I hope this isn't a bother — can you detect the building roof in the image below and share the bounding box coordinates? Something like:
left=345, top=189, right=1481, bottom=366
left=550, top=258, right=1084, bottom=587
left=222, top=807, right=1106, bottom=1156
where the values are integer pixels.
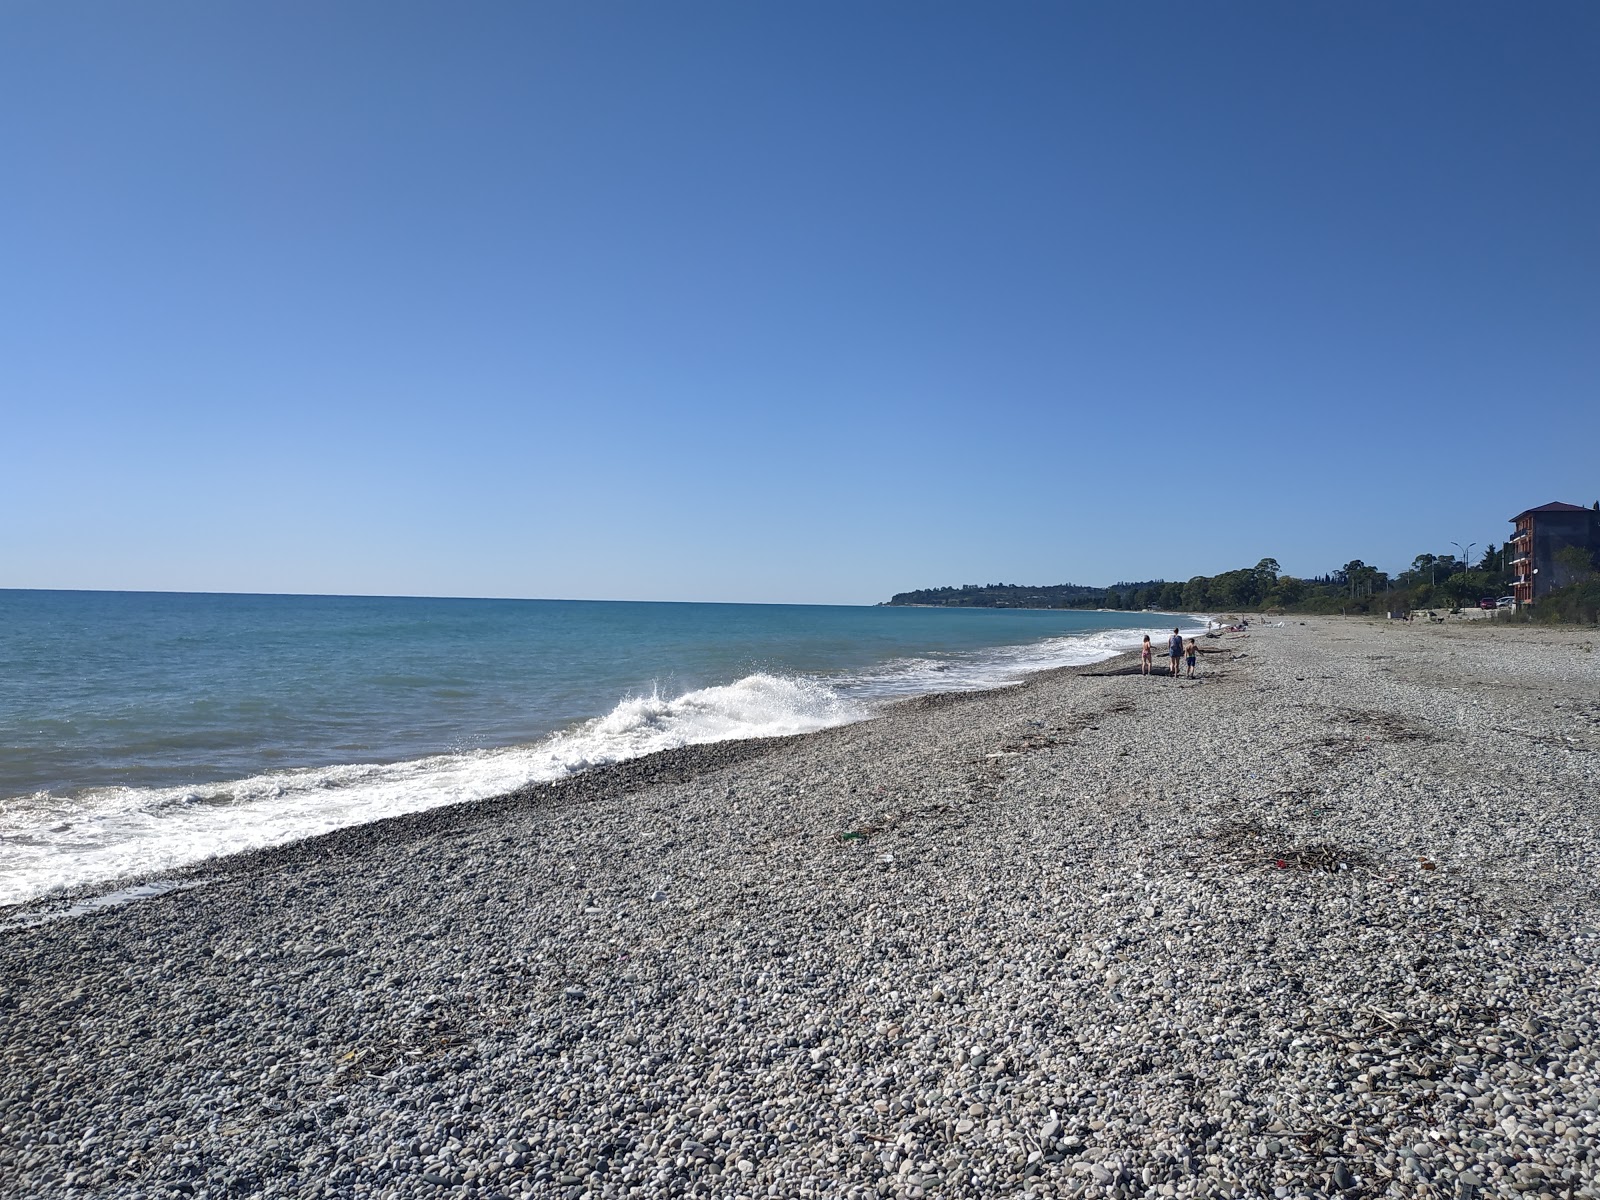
left=1511, top=501, right=1595, bottom=521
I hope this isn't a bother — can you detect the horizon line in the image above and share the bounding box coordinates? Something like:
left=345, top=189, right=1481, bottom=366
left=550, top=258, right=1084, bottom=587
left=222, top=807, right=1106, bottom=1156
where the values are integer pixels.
left=0, top=585, right=893, bottom=608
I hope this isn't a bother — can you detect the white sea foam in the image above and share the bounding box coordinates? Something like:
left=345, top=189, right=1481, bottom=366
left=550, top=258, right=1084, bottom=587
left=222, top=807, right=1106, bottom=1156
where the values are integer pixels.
left=0, top=674, right=863, bottom=906
left=0, top=620, right=1205, bottom=908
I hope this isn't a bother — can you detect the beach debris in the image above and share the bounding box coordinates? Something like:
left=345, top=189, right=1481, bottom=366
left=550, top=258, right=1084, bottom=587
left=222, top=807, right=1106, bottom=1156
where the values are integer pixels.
left=834, top=800, right=958, bottom=846
left=1209, top=817, right=1370, bottom=874
left=1270, top=843, right=1365, bottom=872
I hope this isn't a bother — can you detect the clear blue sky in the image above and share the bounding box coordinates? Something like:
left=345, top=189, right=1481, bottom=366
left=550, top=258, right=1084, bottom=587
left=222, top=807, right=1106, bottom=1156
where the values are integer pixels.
left=4, top=2, right=1596, bottom=603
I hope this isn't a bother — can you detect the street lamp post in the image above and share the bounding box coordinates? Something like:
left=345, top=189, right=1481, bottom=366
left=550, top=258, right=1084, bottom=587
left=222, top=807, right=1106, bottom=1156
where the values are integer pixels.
left=1450, top=541, right=1477, bottom=605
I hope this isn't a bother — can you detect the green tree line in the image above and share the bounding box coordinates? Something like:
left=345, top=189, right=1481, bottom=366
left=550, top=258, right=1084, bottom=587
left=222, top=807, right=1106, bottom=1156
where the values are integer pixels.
left=887, top=542, right=1600, bottom=622
left=1196, top=546, right=1596, bottom=622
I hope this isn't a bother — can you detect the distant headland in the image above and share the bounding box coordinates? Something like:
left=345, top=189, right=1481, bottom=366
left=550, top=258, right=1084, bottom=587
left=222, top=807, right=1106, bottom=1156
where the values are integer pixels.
left=882, top=582, right=1166, bottom=609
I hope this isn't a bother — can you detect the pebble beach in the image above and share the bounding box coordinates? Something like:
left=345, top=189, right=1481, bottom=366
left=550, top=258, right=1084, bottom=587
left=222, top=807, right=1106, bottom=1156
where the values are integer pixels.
left=3, top=617, right=1599, bottom=1200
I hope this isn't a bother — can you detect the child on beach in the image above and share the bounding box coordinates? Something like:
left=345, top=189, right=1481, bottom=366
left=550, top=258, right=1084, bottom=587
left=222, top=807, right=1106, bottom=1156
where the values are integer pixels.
left=1166, top=628, right=1184, bottom=679
left=1141, top=635, right=1153, bottom=674
left=1185, top=638, right=1198, bottom=678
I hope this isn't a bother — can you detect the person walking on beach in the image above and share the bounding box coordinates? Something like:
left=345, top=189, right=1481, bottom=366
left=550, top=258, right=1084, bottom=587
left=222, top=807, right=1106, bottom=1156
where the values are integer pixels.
left=1167, top=628, right=1184, bottom=679
left=1141, top=635, right=1153, bottom=675
left=1185, top=637, right=1198, bottom=679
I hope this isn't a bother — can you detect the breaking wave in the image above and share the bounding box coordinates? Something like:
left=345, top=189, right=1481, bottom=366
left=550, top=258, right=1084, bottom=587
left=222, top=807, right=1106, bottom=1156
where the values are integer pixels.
left=0, top=618, right=1202, bottom=906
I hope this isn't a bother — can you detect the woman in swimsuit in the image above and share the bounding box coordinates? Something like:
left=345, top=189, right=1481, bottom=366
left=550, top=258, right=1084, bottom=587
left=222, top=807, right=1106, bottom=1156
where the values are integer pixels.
left=1141, top=635, right=1153, bottom=675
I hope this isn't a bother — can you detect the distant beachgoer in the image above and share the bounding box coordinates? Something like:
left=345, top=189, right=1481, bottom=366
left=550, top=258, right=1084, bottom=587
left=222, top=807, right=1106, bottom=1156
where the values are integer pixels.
left=1185, top=638, right=1198, bottom=678
left=1141, top=635, right=1153, bottom=675
left=1167, top=628, right=1184, bottom=678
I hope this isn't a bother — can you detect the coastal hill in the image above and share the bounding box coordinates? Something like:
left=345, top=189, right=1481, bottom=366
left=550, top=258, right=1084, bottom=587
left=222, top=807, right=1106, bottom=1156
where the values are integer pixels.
left=884, top=582, right=1166, bottom=608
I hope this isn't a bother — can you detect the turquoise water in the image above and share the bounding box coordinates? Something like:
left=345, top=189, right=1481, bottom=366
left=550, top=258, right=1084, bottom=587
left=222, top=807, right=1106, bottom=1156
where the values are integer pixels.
left=0, top=590, right=1198, bottom=904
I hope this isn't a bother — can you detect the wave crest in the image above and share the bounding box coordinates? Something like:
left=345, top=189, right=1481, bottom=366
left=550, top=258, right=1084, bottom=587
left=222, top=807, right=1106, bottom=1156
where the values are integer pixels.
left=2, top=618, right=1207, bottom=907
left=0, top=673, right=863, bottom=906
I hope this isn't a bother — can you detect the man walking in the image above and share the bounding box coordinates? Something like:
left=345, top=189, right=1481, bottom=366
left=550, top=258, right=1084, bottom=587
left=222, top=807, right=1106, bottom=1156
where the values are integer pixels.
left=1167, top=627, right=1184, bottom=679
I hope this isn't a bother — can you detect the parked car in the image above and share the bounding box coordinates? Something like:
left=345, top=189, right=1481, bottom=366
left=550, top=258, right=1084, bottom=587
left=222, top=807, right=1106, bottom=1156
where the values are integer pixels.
left=1478, top=598, right=1496, bottom=609
left=1496, top=596, right=1516, bottom=608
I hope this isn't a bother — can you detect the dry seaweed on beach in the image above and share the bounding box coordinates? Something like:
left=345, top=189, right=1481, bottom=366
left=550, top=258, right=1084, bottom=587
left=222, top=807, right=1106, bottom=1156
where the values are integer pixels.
left=1306, top=732, right=1373, bottom=761
left=1327, top=705, right=1438, bottom=743
left=1206, top=816, right=1372, bottom=874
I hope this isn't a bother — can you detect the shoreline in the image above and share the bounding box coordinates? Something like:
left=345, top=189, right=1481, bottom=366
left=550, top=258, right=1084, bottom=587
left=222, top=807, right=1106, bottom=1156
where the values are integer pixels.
left=2, top=616, right=1212, bottom=913
left=4, top=617, right=1597, bottom=1199
left=0, top=648, right=1160, bottom=918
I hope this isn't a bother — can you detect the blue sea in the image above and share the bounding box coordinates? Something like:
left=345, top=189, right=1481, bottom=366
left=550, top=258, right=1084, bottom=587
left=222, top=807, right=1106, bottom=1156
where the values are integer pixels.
left=0, top=590, right=1201, bottom=905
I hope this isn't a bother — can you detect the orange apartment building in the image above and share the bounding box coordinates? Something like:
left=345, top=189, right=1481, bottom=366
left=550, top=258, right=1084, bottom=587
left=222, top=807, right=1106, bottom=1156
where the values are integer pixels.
left=1508, top=501, right=1600, bottom=606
